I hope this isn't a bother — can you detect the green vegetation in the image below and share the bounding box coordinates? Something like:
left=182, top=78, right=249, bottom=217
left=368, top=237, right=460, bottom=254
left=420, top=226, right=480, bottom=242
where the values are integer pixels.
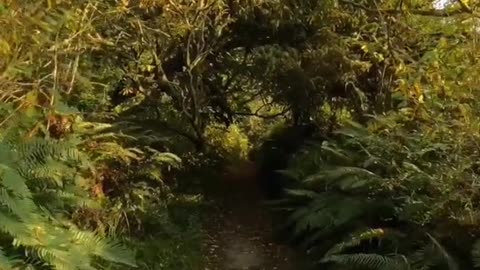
left=2, top=0, right=480, bottom=269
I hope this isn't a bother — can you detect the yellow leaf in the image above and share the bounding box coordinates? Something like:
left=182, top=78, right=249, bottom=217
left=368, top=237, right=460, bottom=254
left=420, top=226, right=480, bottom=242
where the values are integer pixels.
left=418, top=94, right=424, bottom=104
left=0, top=39, right=10, bottom=56
left=361, top=44, right=368, bottom=53
left=23, top=91, right=40, bottom=117
left=413, top=83, right=422, bottom=96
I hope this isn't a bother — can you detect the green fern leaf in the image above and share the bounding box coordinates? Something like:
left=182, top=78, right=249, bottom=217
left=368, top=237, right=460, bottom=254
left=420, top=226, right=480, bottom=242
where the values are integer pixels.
left=0, top=247, right=16, bottom=269
left=304, top=166, right=379, bottom=190
left=322, top=253, right=409, bottom=270
left=333, top=121, right=370, bottom=138
left=284, top=189, right=318, bottom=199
left=326, top=228, right=389, bottom=256
left=0, top=136, right=136, bottom=269
left=286, top=196, right=369, bottom=239
left=0, top=163, right=31, bottom=192
left=472, top=239, right=480, bottom=268
left=411, top=234, right=458, bottom=270
left=321, top=142, right=354, bottom=164
left=152, top=152, right=182, bottom=166
left=70, top=230, right=137, bottom=267
left=0, top=211, right=31, bottom=243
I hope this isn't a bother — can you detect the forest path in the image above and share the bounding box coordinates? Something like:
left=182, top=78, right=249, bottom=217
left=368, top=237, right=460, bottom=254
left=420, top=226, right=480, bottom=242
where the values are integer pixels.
left=202, top=165, right=303, bottom=270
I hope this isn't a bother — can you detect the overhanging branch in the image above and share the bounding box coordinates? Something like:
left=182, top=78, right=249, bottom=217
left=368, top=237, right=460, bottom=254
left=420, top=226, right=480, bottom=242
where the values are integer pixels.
left=233, top=109, right=289, bottom=119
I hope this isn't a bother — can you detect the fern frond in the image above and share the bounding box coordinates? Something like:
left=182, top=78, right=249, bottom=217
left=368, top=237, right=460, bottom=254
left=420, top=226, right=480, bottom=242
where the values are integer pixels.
left=0, top=188, right=35, bottom=220
left=34, top=189, right=99, bottom=210
left=326, top=228, right=389, bottom=256
left=472, top=239, right=480, bottom=267
left=15, top=138, right=81, bottom=163
left=333, top=121, right=370, bottom=138
left=91, top=142, right=143, bottom=163
left=304, top=166, right=379, bottom=191
left=321, top=142, right=354, bottom=165
left=322, top=253, right=410, bottom=270
left=0, top=247, right=16, bottom=270
left=151, top=152, right=182, bottom=166
left=264, top=189, right=316, bottom=214
left=286, top=195, right=369, bottom=239
left=0, top=164, right=32, bottom=198
left=0, top=211, right=31, bottom=244
left=284, top=189, right=318, bottom=199
left=30, top=245, right=87, bottom=270
left=410, top=234, right=458, bottom=270
left=70, top=230, right=137, bottom=267
left=27, top=158, right=73, bottom=186
left=275, top=169, right=301, bottom=182
left=0, top=136, right=136, bottom=269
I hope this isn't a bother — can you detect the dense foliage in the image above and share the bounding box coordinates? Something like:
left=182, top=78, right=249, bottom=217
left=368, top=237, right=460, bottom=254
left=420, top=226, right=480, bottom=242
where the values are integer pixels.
left=2, top=0, right=480, bottom=269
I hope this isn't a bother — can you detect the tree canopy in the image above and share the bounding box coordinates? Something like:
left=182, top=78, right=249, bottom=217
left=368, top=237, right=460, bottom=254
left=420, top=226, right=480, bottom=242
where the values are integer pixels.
left=2, top=0, right=480, bottom=269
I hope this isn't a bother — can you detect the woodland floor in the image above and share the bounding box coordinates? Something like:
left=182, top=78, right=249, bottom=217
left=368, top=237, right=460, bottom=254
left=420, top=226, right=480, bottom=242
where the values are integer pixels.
left=202, top=175, right=305, bottom=270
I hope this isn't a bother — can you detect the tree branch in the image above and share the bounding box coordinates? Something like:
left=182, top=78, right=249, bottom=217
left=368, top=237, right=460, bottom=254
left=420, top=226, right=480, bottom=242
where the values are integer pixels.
left=233, top=109, right=289, bottom=119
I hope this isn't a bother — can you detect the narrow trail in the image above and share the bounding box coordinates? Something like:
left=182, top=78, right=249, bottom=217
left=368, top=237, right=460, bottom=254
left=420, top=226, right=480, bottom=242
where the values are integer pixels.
left=202, top=163, right=303, bottom=270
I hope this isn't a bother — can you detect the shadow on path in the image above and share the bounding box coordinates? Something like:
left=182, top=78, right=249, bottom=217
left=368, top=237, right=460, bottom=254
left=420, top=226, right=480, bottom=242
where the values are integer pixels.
left=202, top=164, right=304, bottom=270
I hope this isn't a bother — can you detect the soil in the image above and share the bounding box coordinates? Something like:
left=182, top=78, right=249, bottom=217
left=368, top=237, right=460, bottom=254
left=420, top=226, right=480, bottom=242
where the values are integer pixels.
left=202, top=171, right=304, bottom=270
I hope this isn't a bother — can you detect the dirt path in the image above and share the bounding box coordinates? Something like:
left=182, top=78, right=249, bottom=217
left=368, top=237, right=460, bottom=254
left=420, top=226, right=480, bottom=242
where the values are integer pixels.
left=202, top=171, right=302, bottom=270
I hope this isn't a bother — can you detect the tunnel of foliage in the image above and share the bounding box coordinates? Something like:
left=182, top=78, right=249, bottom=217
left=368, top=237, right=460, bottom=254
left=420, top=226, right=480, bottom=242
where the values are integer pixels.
left=2, top=0, right=480, bottom=269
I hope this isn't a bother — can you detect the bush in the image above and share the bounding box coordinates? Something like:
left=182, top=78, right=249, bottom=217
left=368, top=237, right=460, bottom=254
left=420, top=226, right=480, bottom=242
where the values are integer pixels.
left=277, top=114, right=480, bottom=268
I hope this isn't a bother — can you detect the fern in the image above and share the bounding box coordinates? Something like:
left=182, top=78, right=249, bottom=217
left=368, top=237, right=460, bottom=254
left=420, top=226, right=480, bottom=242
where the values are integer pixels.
left=472, top=239, right=480, bottom=268
left=333, top=121, right=371, bottom=138
left=0, top=247, right=16, bottom=270
left=69, top=229, right=136, bottom=267
left=285, top=194, right=373, bottom=244
left=323, top=232, right=466, bottom=270
left=409, top=234, right=459, bottom=270
left=321, top=253, right=410, bottom=270
left=284, top=188, right=319, bottom=200
left=320, top=142, right=354, bottom=165
left=304, top=166, right=380, bottom=188
left=279, top=121, right=441, bottom=269
left=325, top=228, right=390, bottom=256
left=0, top=136, right=137, bottom=269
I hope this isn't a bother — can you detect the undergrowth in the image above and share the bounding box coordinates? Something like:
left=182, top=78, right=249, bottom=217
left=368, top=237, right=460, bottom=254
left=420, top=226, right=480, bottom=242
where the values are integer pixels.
left=274, top=114, right=480, bottom=269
